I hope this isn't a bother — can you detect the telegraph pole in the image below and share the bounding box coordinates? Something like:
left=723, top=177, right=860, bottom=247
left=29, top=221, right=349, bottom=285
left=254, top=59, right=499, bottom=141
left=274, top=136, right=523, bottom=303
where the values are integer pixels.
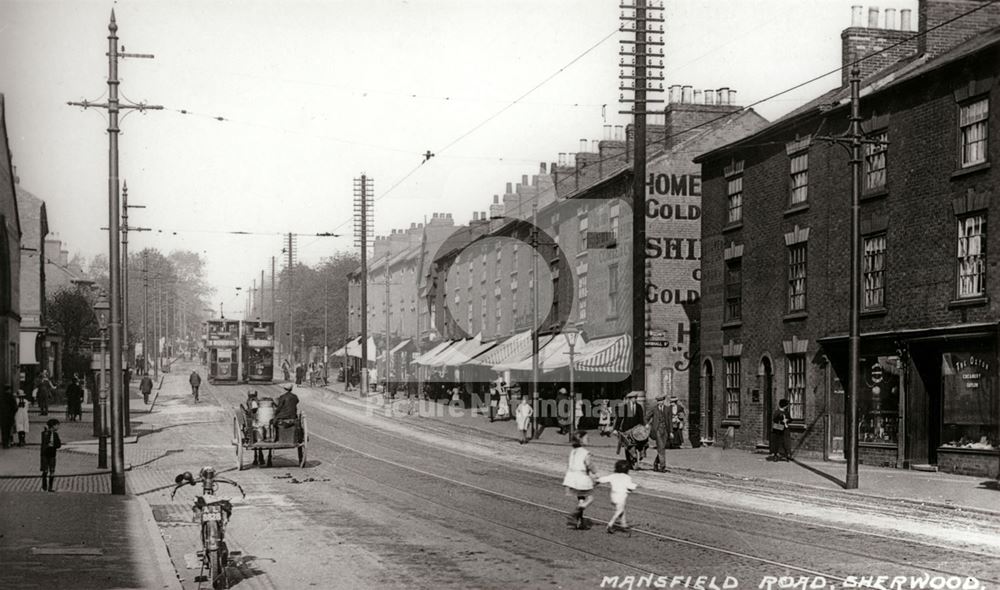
left=354, top=175, right=373, bottom=395
left=271, top=256, right=276, bottom=322
left=384, top=241, right=391, bottom=400
left=816, top=66, right=880, bottom=489
left=620, top=0, right=664, bottom=398
left=287, top=233, right=295, bottom=365
left=121, top=181, right=149, bottom=437
left=143, top=253, right=149, bottom=378
left=67, top=10, right=162, bottom=494
left=531, top=204, right=541, bottom=437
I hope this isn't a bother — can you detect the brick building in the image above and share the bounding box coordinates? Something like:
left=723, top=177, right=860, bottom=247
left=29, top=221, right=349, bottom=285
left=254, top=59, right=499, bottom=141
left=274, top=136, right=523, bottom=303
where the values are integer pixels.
left=421, top=95, right=766, bottom=437
left=14, top=183, right=50, bottom=388
left=1, top=94, right=23, bottom=441
left=696, top=1, right=1000, bottom=475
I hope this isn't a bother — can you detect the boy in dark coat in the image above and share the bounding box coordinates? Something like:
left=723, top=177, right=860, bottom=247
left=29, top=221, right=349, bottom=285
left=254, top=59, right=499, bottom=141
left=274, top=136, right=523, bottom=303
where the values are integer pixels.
left=40, top=418, right=62, bottom=491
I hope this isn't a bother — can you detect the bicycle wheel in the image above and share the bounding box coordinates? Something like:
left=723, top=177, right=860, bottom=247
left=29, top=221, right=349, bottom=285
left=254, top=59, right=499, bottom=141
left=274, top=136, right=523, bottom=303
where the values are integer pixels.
left=207, top=549, right=227, bottom=589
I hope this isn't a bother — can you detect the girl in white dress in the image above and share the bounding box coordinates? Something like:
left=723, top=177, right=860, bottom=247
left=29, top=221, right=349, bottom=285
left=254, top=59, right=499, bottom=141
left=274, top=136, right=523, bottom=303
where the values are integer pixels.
left=515, top=396, right=533, bottom=444
left=561, top=431, right=597, bottom=529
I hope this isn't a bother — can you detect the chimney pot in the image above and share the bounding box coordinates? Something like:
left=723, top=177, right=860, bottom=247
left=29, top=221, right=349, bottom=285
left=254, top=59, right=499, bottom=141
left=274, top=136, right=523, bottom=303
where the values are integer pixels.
left=900, top=8, right=911, bottom=31
left=614, top=125, right=624, bottom=141
left=693, top=89, right=702, bottom=104
left=522, top=174, right=528, bottom=185
left=506, top=182, right=513, bottom=193
left=851, top=5, right=863, bottom=27
left=493, top=194, right=499, bottom=204
left=603, top=124, right=612, bottom=140
left=681, top=85, right=693, bottom=103
left=411, top=222, right=416, bottom=229
left=717, top=87, right=729, bottom=105
left=705, top=89, right=715, bottom=104
left=668, top=84, right=681, bottom=103
left=579, top=139, right=587, bottom=152
left=480, top=211, right=486, bottom=221
left=885, top=8, right=896, bottom=29
left=446, top=213, right=452, bottom=218
left=473, top=212, right=479, bottom=221
left=728, top=89, right=737, bottom=105
left=558, top=153, right=567, bottom=166
left=868, top=7, right=879, bottom=28
left=591, top=140, right=599, bottom=152
left=540, top=162, right=548, bottom=174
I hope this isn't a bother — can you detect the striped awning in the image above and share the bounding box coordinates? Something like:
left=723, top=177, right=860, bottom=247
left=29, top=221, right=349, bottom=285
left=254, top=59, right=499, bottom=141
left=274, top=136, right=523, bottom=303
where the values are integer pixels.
left=575, top=334, right=631, bottom=373
left=428, top=337, right=498, bottom=368
left=491, top=334, right=556, bottom=371
left=469, top=330, right=531, bottom=367
left=412, top=340, right=460, bottom=366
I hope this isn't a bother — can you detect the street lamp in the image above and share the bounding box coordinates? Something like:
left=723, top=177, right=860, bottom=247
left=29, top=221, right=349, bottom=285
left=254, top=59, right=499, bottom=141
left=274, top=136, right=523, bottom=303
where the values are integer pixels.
left=93, top=293, right=110, bottom=469
left=562, top=325, right=579, bottom=441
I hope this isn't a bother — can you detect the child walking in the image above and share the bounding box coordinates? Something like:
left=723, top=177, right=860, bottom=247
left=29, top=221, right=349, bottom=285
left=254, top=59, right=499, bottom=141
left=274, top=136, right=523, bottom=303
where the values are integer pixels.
left=515, top=396, right=533, bottom=444
left=561, top=431, right=597, bottom=529
left=598, top=459, right=639, bottom=534
left=40, top=419, right=62, bottom=492
left=597, top=399, right=614, bottom=437
left=15, top=398, right=29, bottom=447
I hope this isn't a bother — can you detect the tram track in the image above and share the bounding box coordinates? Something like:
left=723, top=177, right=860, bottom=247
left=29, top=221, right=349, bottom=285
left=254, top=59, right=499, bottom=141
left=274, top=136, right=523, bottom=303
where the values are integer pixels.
left=210, top=383, right=1000, bottom=583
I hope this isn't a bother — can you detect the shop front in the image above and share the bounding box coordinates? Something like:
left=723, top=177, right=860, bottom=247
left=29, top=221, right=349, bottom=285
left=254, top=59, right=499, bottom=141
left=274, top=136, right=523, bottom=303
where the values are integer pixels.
left=821, top=324, right=1000, bottom=478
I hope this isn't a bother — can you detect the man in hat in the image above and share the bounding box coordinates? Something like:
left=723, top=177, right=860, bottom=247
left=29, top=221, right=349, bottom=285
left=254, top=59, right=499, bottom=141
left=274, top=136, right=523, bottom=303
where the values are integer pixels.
left=274, top=384, right=299, bottom=421
left=647, top=394, right=671, bottom=472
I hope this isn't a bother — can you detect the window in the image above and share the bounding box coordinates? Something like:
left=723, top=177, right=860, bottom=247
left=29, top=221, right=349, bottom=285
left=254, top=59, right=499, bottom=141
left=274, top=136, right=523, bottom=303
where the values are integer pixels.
left=960, top=98, right=988, bottom=167
left=787, top=244, right=807, bottom=312
left=578, top=273, right=588, bottom=321
left=724, top=358, right=741, bottom=419
left=957, top=214, right=986, bottom=298
left=863, top=234, right=886, bottom=310
left=579, top=215, right=589, bottom=250
left=786, top=355, right=806, bottom=421
left=610, top=204, right=620, bottom=242
left=724, top=259, right=741, bottom=322
left=727, top=176, right=743, bottom=224
left=789, top=152, right=809, bottom=205
left=865, top=131, right=888, bottom=190
left=941, top=350, right=998, bottom=450
left=608, top=263, right=619, bottom=317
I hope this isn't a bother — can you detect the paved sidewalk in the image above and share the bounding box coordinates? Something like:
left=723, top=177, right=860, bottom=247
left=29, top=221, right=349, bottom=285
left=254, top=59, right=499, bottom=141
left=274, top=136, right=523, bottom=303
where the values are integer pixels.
left=0, top=381, right=182, bottom=590
left=324, top=382, right=1000, bottom=516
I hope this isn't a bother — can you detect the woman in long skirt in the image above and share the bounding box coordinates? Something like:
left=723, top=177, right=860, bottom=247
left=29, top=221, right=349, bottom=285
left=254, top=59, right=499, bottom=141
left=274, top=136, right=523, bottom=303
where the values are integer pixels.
left=561, top=431, right=597, bottom=529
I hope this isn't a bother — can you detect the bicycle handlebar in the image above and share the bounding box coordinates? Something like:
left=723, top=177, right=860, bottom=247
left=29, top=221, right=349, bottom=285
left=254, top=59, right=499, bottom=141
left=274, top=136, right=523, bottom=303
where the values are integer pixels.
left=170, top=477, right=246, bottom=499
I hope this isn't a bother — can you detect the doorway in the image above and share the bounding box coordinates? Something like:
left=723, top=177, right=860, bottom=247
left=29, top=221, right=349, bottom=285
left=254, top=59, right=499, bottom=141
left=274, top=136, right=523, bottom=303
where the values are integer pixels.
left=703, top=360, right=714, bottom=441
left=760, top=356, right=773, bottom=446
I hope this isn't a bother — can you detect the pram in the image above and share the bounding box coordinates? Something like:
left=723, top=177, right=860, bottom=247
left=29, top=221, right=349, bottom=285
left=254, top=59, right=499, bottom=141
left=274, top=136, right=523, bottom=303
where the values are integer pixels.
left=616, top=424, right=650, bottom=469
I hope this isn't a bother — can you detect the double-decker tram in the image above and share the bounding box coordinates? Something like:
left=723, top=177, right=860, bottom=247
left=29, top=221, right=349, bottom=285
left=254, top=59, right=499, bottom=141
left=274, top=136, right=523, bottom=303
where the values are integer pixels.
left=206, top=319, right=240, bottom=384
left=241, top=320, right=275, bottom=384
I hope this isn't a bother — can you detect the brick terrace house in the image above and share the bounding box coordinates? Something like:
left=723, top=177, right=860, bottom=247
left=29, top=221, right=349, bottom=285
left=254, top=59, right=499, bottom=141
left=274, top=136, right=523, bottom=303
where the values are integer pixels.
left=15, top=183, right=49, bottom=389
left=696, top=1, right=1000, bottom=476
left=422, top=95, right=766, bottom=442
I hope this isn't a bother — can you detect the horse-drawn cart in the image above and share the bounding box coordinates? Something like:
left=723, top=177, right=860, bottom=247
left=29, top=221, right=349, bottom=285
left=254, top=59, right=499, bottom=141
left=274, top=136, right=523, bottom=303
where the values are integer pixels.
left=232, top=397, right=307, bottom=470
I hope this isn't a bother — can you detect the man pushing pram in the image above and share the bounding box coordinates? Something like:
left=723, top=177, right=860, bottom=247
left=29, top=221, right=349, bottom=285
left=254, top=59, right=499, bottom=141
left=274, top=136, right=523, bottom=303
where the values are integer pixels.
left=613, top=391, right=649, bottom=469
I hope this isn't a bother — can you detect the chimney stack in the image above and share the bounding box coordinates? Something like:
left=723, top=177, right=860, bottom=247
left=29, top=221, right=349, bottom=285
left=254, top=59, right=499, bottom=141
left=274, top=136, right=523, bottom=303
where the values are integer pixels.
left=841, top=4, right=919, bottom=87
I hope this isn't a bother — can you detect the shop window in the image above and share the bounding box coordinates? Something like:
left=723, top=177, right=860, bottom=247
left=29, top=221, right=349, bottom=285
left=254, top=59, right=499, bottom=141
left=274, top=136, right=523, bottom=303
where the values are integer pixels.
left=864, top=131, right=888, bottom=190
left=859, top=356, right=900, bottom=444
left=959, top=97, right=988, bottom=168
left=941, top=351, right=997, bottom=450
left=724, top=259, right=741, bottom=322
left=863, top=234, right=886, bottom=310
left=787, top=243, right=807, bottom=312
left=786, top=355, right=806, bottom=421
left=725, top=357, right=741, bottom=419
left=957, top=214, right=986, bottom=298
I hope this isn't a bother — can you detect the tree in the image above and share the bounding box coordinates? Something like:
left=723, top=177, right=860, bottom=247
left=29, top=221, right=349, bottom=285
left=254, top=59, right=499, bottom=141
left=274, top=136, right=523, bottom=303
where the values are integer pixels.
left=46, top=287, right=100, bottom=380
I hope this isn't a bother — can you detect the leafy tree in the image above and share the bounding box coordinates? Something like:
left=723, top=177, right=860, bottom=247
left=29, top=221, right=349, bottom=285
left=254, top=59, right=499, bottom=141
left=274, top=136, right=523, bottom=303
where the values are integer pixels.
left=46, top=287, right=100, bottom=379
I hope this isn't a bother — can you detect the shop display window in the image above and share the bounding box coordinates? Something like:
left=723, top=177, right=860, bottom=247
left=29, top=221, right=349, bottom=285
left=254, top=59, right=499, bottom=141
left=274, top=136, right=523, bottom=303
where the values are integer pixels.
left=941, top=351, right=998, bottom=450
left=858, top=356, right=899, bottom=444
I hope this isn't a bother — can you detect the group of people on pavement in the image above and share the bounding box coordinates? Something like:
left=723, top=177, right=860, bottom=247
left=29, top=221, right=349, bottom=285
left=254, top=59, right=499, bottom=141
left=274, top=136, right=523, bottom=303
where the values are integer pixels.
left=282, top=360, right=327, bottom=387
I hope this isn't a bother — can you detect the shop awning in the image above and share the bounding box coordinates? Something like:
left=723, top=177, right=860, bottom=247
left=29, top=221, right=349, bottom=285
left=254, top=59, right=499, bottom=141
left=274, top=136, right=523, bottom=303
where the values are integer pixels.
left=492, top=334, right=557, bottom=371
left=19, top=331, right=38, bottom=365
left=575, top=334, right=631, bottom=374
left=506, top=335, right=585, bottom=372
left=412, top=340, right=459, bottom=366
left=331, top=337, right=377, bottom=360
left=433, top=338, right=498, bottom=368
left=390, top=339, right=414, bottom=355
left=469, top=330, right=532, bottom=367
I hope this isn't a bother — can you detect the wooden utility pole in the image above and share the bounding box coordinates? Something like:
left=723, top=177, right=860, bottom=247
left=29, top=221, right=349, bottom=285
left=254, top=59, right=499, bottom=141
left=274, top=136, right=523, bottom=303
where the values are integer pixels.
left=620, top=0, right=664, bottom=397
left=67, top=10, right=161, bottom=495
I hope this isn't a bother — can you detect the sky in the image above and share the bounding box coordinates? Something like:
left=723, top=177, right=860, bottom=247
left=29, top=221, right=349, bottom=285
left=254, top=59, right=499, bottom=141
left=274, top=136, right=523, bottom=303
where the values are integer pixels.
left=0, top=0, right=918, bottom=316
